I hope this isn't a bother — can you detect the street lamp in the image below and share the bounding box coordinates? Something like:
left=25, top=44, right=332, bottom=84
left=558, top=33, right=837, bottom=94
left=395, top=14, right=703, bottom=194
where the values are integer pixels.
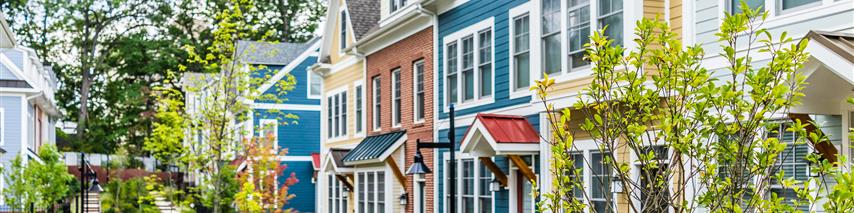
left=407, top=104, right=458, bottom=213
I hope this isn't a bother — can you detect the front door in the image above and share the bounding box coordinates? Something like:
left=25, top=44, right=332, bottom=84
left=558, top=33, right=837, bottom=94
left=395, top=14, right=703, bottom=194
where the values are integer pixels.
left=516, top=171, right=534, bottom=213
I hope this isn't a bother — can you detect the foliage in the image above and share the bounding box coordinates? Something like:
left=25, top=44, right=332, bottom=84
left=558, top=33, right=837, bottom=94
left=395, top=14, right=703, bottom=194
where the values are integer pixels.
left=234, top=134, right=298, bottom=212
left=100, top=177, right=160, bottom=213
left=2, top=144, right=74, bottom=211
left=145, top=77, right=187, bottom=163
left=533, top=1, right=851, bottom=212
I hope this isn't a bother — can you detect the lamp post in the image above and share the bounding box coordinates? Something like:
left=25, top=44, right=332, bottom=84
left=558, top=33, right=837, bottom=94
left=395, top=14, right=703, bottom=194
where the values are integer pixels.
left=407, top=104, right=457, bottom=213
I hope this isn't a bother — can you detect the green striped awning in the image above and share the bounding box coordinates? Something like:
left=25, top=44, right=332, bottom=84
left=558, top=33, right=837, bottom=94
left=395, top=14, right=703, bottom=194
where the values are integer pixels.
left=342, top=131, right=406, bottom=165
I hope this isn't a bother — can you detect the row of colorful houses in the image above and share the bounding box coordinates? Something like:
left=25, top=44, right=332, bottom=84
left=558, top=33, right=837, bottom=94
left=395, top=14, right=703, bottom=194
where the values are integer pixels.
left=198, top=0, right=854, bottom=212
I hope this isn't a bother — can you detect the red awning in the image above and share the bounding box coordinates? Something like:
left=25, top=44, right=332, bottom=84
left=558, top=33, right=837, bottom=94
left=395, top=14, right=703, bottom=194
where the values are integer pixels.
left=461, top=113, right=540, bottom=156
left=311, top=152, right=321, bottom=171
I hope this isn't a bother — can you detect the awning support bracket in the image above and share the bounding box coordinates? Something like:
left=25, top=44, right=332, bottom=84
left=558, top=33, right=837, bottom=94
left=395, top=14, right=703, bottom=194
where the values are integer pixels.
left=479, top=157, right=508, bottom=187
left=509, top=155, right=537, bottom=183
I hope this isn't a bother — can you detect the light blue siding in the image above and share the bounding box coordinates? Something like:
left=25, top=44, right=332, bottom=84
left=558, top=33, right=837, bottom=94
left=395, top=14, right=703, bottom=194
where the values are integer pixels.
left=0, top=96, right=24, bottom=170
left=437, top=0, right=532, bottom=120
left=257, top=56, right=321, bottom=105
left=278, top=160, right=316, bottom=212
left=0, top=63, right=18, bottom=80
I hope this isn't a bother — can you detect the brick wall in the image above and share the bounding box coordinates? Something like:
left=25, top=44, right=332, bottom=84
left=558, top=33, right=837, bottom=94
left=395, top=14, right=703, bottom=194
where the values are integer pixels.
left=365, top=27, right=435, bottom=213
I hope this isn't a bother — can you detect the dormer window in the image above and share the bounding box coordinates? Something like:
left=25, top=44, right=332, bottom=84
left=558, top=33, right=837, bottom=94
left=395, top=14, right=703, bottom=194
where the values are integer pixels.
left=390, top=0, right=407, bottom=14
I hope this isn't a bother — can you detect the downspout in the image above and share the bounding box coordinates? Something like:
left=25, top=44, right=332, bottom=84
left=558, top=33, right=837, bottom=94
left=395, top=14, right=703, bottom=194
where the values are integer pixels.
left=415, top=2, right=440, bottom=213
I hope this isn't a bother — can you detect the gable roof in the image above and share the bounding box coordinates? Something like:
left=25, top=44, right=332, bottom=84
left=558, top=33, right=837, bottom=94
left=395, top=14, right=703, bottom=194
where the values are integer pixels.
left=346, top=0, right=381, bottom=41
left=236, top=38, right=320, bottom=65
left=463, top=114, right=540, bottom=145
left=342, top=131, right=407, bottom=165
left=808, top=31, right=854, bottom=63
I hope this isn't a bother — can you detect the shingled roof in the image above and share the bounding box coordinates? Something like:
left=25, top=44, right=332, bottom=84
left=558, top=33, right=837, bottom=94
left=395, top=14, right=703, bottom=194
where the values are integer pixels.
left=345, top=0, right=381, bottom=40
left=808, top=31, right=854, bottom=63
left=236, top=38, right=320, bottom=65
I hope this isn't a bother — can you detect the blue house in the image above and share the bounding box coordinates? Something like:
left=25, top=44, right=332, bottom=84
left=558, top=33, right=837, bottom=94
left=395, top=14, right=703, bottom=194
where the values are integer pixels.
left=238, top=39, right=324, bottom=212
left=0, top=15, right=62, bottom=207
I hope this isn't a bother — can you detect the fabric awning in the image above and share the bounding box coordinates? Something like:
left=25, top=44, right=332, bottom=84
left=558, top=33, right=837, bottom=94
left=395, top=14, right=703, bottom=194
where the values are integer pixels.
left=461, top=113, right=540, bottom=156
left=342, top=131, right=407, bottom=165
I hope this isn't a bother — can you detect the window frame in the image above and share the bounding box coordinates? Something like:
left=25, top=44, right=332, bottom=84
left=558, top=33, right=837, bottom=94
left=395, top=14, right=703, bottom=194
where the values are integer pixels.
left=355, top=81, right=365, bottom=136
left=509, top=4, right=532, bottom=98
left=477, top=29, right=494, bottom=99
left=412, top=60, right=426, bottom=123
left=356, top=169, right=388, bottom=213
left=340, top=9, right=349, bottom=51
left=0, top=107, right=4, bottom=146
left=391, top=68, right=402, bottom=127
left=259, top=119, right=278, bottom=149
left=442, top=153, right=495, bottom=213
left=308, top=70, right=323, bottom=99
left=442, top=18, right=496, bottom=112
left=328, top=174, right=349, bottom=213
left=326, top=87, right=348, bottom=140
left=567, top=0, right=592, bottom=70
left=373, top=76, right=382, bottom=131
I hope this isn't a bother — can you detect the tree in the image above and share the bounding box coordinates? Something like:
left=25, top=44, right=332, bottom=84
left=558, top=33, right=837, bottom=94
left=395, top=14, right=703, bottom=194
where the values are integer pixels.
left=2, top=144, right=74, bottom=211
left=234, top=133, right=298, bottom=212
left=534, top=2, right=852, bottom=213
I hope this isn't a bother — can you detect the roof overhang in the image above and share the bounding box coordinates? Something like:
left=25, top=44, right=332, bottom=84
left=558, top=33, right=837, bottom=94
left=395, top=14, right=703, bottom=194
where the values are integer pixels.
left=322, top=149, right=355, bottom=173
left=347, top=2, right=433, bottom=55
left=461, top=114, right=540, bottom=157
left=27, top=91, right=62, bottom=117
left=343, top=131, right=408, bottom=166
left=790, top=31, right=854, bottom=114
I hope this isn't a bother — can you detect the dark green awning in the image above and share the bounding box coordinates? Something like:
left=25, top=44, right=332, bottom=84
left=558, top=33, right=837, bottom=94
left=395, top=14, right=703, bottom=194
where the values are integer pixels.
left=342, top=131, right=406, bottom=165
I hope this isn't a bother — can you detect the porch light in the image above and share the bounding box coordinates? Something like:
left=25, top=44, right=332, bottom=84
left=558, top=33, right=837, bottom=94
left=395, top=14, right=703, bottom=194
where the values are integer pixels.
left=611, top=175, right=624, bottom=193
left=490, top=178, right=502, bottom=192
left=342, top=187, right=350, bottom=199
left=399, top=193, right=408, bottom=206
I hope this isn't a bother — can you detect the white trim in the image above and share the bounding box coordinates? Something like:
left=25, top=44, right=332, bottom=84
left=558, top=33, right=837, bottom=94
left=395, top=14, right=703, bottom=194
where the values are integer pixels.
left=326, top=86, right=349, bottom=141
left=441, top=152, right=497, bottom=213
left=412, top=60, right=426, bottom=124
left=0, top=107, right=4, bottom=146
left=256, top=41, right=321, bottom=94
left=329, top=57, right=361, bottom=74
left=372, top=76, right=383, bottom=132
left=339, top=6, right=350, bottom=55
left=252, top=103, right=321, bottom=111
left=354, top=80, right=366, bottom=137
left=276, top=155, right=314, bottom=161
left=776, top=0, right=823, bottom=15
left=0, top=53, right=37, bottom=88
left=308, top=67, right=323, bottom=99
left=392, top=68, right=402, bottom=128
left=442, top=17, right=496, bottom=113
left=343, top=134, right=407, bottom=165
left=508, top=3, right=534, bottom=99
left=460, top=118, right=540, bottom=156
left=259, top=119, right=278, bottom=150
left=354, top=169, right=391, bottom=213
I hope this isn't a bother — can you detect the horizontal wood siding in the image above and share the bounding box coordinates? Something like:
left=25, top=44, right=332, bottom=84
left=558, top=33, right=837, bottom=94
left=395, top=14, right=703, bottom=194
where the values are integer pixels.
left=258, top=55, right=322, bottom=105
left=280, top=161, right=317, bottom=212
left=254, top=109, right=321, bottom=156
left=437, top=0, right=532, bottom=120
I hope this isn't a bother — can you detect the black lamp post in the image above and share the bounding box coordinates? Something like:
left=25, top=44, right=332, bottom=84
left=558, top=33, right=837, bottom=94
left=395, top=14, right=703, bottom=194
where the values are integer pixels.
left=407, top=104, right=457, bottom=213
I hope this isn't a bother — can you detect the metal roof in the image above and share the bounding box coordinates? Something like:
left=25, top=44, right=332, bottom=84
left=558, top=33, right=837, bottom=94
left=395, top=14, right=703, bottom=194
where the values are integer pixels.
left=808, top=31, right=854, bottom=63
left=463, top=113, right=540, bottom=146
left=342, top=131, right=406, bottom=163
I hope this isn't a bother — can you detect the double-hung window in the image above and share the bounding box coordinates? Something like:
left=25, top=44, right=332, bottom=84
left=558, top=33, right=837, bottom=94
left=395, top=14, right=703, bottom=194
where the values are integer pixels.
left=444, top=20, right=494, bottom=108
left=356, top=84, right=364, bottom=133
left=358, top=171, right=386, bottom=213
left=598, top=0, right=623, bottom=47
left=542, top=0, right=562, bottom=75
left=413, top=61, right=425, bottom=122
left=591, top=152, right=613, bottom=213
left=730, top=0, right=765, bottom=14
left=309, top=71, right=323, bottom=98
left=390, top=0, right=407, bottom=14
left=568, top=0, right=591, bottom=69
left=328, top=175, right=348, bottom=213
left=447, top=157, right=493, bottom=213
left=512, top=14, right=531, bottom=92
left=373, top=77, right=382, bottom=131
left=768, top=122, right=810, bottom=211
left=478, top=30, right=492, bottom=97
left=327, top=91, right=347, bottom=139
left=778, top=0, right=820, bottom=13
left=259, top=119, right=278, bottom=141
left=392, top=68, right=402, bottom=127
left=340, top=10, right=348, bottom=50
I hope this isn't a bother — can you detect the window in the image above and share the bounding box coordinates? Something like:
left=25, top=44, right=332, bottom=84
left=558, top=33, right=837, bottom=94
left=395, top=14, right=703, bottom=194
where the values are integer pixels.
left=259, top=119, right=278, bottom=141
left=328, top=175, right=348, bottom=213
left=390, top=0, right=407, bottom=13
left=730, top=0, right=765, bottom=14
left=598, top=0, right=623, bottom=47
left=462, top=36, right=475, bottom=101
left=340, top=11, right=348, bottom=50
left=446, top=42, right=458, bottom=105
left=310, top=71, right=323, bottom=98
left=568, top=0, right=591, bottom=69
left=638, top=146, right=669, bottom=213
left=358, top=171, right=386, bottom=213
left=778, top=0, right=820, bottom=12
left=591, top=152, right=613, bottom=213
left=478, top=30, right=492, bottom=97
left=373, top=76, right=382, bottom=131
left=0, top=108, right=4, bottom=146
left=444, top=20, right=494, bottom=107
left=356, top=84, right=364, bottom=133
left=413, top=61, right=425, bottom=122
left=512, top=14, right=531, bottom=92
left=542, top=0, right=562, bottom=75
left=392, top=68, right=401, bottom=127
left=769, top=122, right=810, bottom=182
left=446, top=157, right=492, bottom=213
left=570, top=152, right=585, bottom=200
left=327, top=91, right=347, bottom=138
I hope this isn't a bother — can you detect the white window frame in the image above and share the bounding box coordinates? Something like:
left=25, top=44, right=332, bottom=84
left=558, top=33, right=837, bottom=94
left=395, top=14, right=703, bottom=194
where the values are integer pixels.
left=373, top=76, right=382, bottom=131
left=326, top=86, right=348, bottom=141
left=355, top=81, right=365, bottom=137
left=0, top=107, right=4, bottom=146
left=259, top=119, right=278, bottom=150
left=340, top=9, right=349, bottom=51
left=328, top=174, right=349, bottom=213
left=308, top=70, right=323, bottom=99
left=392, top=68, right=402, bottom=127
left=442, top=17, right=496, bottom=113
left=508, top=154, right=539, bottom=213
left=412, top=60, right=426, bottom=123
left=509, top=3, right=534, bottom=99
left=356, top=169, right=389, bottom=213
left=442, top=152, right=495, bottom=213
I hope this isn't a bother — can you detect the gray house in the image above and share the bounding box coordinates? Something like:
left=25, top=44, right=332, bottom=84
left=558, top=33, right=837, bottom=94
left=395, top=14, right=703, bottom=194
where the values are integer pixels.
left=0, top=14, right=61, bottom=206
